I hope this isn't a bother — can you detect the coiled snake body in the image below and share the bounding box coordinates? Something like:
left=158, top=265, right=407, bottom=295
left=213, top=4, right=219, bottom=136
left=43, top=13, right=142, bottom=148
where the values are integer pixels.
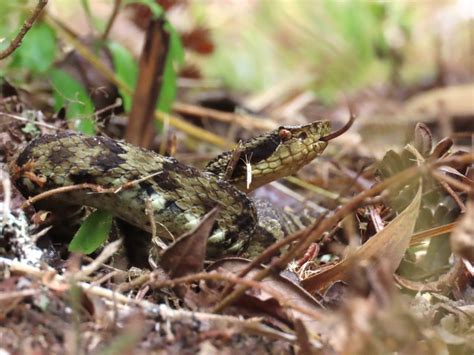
left=10, top=121, right=330, bottom=257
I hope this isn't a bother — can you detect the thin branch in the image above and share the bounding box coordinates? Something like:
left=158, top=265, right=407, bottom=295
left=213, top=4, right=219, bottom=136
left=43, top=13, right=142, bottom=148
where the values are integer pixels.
left=22, top=183, right=109, bottom=208
left=0, top=0, right=48, bottom=60
left=410, top=222, right=457, bottom=246
left=433, top=173, right=466, bottom=212
left=102, top=0, right=122, bottom=40
left=72, top=239, right=123, bottom=281
left=0, top=111, right=60, bottom=130
left=0, top=257, right=296, bottom=344
left=1, top=170, right=11, bottom=224
left=21, top=171, right=164, bottom=208
left=148, top=271, right=324, bottom=320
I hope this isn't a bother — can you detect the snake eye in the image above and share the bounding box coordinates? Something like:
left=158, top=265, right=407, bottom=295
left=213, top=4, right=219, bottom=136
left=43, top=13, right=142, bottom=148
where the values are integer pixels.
left=278, top=128, right=292, bottom=141
left=299, top=132, right=308, bottom=140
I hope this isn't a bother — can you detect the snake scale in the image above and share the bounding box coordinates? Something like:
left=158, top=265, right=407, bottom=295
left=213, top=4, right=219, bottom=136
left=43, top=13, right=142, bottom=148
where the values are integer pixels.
left=9, top=121, right=330, bottom=258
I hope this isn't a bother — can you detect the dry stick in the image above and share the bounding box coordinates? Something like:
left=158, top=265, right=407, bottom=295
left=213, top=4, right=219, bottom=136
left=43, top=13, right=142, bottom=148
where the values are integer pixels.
left=1, top=171, right=11, bottom=224
left=73, top=239, right=123, bottom=281
left=431, top=169, right=472, bottom=193
left=44, top=15, right=229, bottom=148
left=0, top=257, right=295, bottom=343
left=0, top=0, right=48, bottom=60
left=432, top=173, right=466, bottom=212
left=94, top=98, right=123, bottom=118
left=218, top=216, right=331, bottom=299
left=212, top=153, right=474, bottom=313
left=22, top=171, right=164, bottom=208
left=410, top=222, right=457, bottom=246
left=125, top=18, right=169, bottom=147
left=0, top=111, right=60, bottom=130
left=22, top=183, right=109, bottom=208
left=172, top=101, right=276, bottom=131
left=223, top=141, right=244, bottom=181
left=149, top=271, right=323, bottom=320
left=240, top=214, right=329, bottom=278
left=116, top=271, right=151, bottom=293
left=101, top=0, right=121, bottom=40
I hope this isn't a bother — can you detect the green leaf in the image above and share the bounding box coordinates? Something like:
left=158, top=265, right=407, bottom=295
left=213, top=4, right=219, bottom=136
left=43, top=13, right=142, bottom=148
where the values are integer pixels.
left=50, top=69, right=95, bottom=134
left=9, top=22, right=57, bottom=73
left=157, top=21, right=184, bottom=113
left=107, top=41, right=138, bottom=112
left=123, top=0, right=163, bottom=18
left=166, top=22, right=185, bottom=65
left=68, top=210, right=113, bottom=254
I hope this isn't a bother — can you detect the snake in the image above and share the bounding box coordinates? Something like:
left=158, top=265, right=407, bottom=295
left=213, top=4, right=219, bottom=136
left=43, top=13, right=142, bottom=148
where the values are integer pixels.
left=9, top=121, right=331, bottom=258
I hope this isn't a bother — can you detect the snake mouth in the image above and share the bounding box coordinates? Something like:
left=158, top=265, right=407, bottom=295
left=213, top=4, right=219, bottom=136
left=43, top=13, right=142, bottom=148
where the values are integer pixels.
left=320, top=110, right=356, bottom=142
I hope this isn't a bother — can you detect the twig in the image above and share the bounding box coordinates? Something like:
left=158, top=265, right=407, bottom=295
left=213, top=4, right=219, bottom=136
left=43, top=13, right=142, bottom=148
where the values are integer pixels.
left=94, top=98, right=123, bottom=117
left=125, top=18, right=169, bottom=147
left=113, top=171, right=163, bottom=193
left=410, top=222, right=457, bottom=246
left=117, top=271, right=152, bottom=292
left=172, top=101, right=276, bottom=131
left=21, top=171, right=163, bottom=207
left=0, top=289, right=40, bottom=301
left=21, top=170, right=166, bottom=206
left=0, top=257, right=296, bottom=343
left=432, top=173, right=466, bottom=212
left=145, top=199, right=159, bottom=243
left=431, top=169, right=472, bottom=193
left=1, top=170, right=11, bottom=224
left=22, top=183, right=110, bottom=208
left=285, top=176, right=344, bottom=202
left=212, top=153, right=474, bottom=313
left=223, top=141, right=243, bottom=181
left=72, top=239, right=123, bottom=281
left=149, top=271, right=323, bottom=320
left=0, top=111, right=60, bottom=130
left=0, top=0, right=48, bottom=60
left=102, top=0, right=121, bottom=40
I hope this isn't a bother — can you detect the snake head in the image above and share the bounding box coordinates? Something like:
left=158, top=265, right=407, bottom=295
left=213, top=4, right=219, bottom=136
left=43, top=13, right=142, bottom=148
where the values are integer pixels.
left=206, top=120, right=331, bottom=192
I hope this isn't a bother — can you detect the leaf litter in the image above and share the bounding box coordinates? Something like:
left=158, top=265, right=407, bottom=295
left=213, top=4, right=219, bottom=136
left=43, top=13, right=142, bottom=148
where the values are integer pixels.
left=0, top=2, right=473, bottom=353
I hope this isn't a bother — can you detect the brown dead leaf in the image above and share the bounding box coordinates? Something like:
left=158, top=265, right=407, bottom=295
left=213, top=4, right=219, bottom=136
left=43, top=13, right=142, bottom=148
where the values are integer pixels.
left=161, top=207, right=220, bottom=278
left=209, top=258, right=324, bottom=331
left=302, top=184, right=422, bottom=293
left=414, top=123, right=432, bottom=157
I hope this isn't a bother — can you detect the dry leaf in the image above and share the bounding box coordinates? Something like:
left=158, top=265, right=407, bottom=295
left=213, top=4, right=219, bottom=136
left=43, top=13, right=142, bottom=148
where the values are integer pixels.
left=414, top=123, right=432, bottom=157
left=161, top=207, right=220, bottom=278
left=209, top=258, right=324, bottom=330
left=302, top=184, right=422, bottom=293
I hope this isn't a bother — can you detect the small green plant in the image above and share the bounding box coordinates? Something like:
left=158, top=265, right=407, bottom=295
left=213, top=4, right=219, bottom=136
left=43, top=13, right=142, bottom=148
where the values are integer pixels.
left=2, top=1, right=183, bottom=137
left=68, top=209, right=113, bottom=254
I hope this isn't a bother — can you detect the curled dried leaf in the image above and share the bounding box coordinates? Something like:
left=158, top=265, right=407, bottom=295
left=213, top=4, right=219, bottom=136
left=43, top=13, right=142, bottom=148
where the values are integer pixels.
left=414, top=122, right=432, bottom=157
left=430, top=137, right=454, bottom=159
